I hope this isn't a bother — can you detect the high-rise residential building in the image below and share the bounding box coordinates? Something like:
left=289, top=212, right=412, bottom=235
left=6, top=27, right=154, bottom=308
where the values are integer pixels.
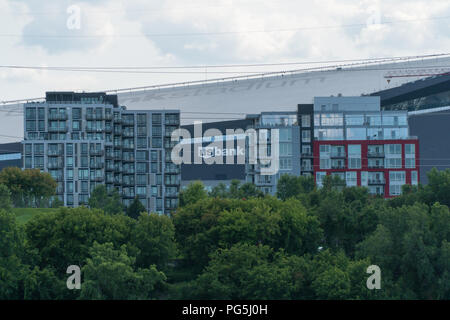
left=245, top=112, right=301, bottom=195
left=298, top=96, right=419, bottom=197
left=22, top=92, right=180, bottom=214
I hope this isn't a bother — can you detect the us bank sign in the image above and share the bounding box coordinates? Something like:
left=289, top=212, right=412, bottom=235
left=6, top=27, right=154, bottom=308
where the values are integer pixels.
left=171, top=121, right=280, bottom=175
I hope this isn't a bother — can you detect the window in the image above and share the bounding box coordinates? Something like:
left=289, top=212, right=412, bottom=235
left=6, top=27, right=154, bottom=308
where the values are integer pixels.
left=302, top=145, right=311, bottom=155
left=386, top=144, right=402, bottom=155
left=38, top=120, right=45, bottom=131
left=137, top=137, right=147, bottom=149
left=26, top=120, right=36, bottom=132
left=346, top=128, right=366, bottom=140
left=280, top=143, right=292, bottom=156
left=405, top=158, right=416, bottom=169
left=66, top=156, right=73, bottom=168
left=320, top=158, right=331, bottom=169
left=67, top=181, right=73, bottom=193
left=411, top=171, right=418, bottom=185
left=361, top=171, right=368, bottom=186
left=137, top=175, right=147, bottom=185
left=26, top=108, right=36, bottom=119
left=137, top=187, right=147, bottom=196
left=152, top=137, right=162, bottom=148
left=72, top=108, right=81, bottom=119
left=137, top=162, right=147, bottom=174
left=279, top=128, right=292, bottom=142
left=152, top=113, right=162, bottom=125
left=301, top=115, right=310, bottom=127
left=389, top=171, right=406, bottom=196
left=152, top=126, right=162, bottom=136
left=316, top=172, right=327, bottom=187
left=348, top=144, right=361, bottom=169
left=346, top=172, right=357, bottom=187
left=386, top=158, right=402, bottom=169
left=280, top=158, right=292, bottom=170
left=136, top=151, right=147, bottom=161
left=302, top=130, right=311, bottom=142
left=405, top=144, right=415, bottom=155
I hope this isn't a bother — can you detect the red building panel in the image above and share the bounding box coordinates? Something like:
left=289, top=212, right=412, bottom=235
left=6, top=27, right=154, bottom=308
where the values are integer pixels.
left=313, top=139, right=419, bottom=198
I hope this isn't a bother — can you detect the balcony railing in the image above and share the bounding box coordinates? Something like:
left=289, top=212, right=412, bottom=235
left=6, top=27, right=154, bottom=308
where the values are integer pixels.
left=90, top=150, right=104, bottom=156
left=86, top=114, right=104, bottom=120
left=48, top=114, right=68, bottom=120
left=301, top=166, right=313, bottom=171
left=368, top=179, right=386, bottom=185
left=367, top=151, right=385, bottom=158
left=48, top=161, right=64, bottom=169
left=330, top=152, right=346, bottom=158
left=47, top=149, right=64, bottom=156
left=90, top=162, right=105, bottom=169
left=368, top=164, right=385, bottom=169
left=331, top=164, right=346, bottom=169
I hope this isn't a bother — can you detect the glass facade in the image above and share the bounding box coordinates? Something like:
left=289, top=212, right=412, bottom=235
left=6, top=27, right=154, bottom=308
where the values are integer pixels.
left=23, top=93, right=180, bottom=214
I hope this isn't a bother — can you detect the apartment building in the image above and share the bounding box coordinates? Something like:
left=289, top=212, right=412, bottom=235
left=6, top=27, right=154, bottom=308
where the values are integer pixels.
left=22, top=92, right=180, bottom=214
left=245, top=112, right=301, bottom=195
left=299, top=96, right=419, bottom=197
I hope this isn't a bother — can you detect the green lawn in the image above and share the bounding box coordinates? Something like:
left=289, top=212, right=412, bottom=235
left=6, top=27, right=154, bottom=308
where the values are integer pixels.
left=12, top=208, right=59, bottom=225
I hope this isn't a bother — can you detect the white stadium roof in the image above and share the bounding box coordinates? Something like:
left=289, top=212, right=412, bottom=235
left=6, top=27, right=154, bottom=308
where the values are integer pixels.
left=1, top=54, right=450, bottom=142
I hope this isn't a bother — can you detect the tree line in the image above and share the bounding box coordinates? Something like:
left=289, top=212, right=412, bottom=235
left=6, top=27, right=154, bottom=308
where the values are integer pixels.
left=0, top=168, right=449, bottom=299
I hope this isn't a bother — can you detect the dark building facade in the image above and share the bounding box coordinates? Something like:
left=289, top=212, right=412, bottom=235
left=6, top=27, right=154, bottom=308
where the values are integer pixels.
left=0, top=142, right=22, bottom=172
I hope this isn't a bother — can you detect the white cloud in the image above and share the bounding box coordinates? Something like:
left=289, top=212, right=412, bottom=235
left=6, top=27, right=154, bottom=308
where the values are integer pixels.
left=0, top=0, right=450, bottom=142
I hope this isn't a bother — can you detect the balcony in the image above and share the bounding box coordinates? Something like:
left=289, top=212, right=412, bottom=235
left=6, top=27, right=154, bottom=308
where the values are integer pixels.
left=105, top=113, right=113, bottom=120
left=164, top=167, right=180, bottom=174
left=301, top=152, right=313, bottom=158
left=122, top=143, right=135, bottom=150
left=86, top=114, right=104, bottom=121
left=47, top=149, right=64, bottom=156
left=330, top=152, right=346, bottom=158
left=48, top=114, right=68, bottom=120
left=331, top=164, right=346, bottom=169
left=368, top=179, right=386, bottom=185
left=90, top=150, right=104, bottom=156
left=48, top=126, right=68, bottom=132
left=123, top=131, right=135, bottom=137
left=90, top=162, right=105, bottom=169
left=86, top=127, right=104, bottom=133
left=48, top=161, right=64, bottom=169
left=301, top=166, right=313, bottom=171
left=367, top=151, right=385, bottom=158
left=122, top=119, right=135, bottom=126
left=165, top=118, right=180, bottom=126
left=122, top=156, right=135, bottom=162
left=368, top=164, right=385, bottom=169
left=90, top=176, right=104, bottom=182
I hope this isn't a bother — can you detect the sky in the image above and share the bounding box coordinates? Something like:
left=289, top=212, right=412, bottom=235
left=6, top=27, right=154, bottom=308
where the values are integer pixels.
left=0, top=0, right=449, bottom=142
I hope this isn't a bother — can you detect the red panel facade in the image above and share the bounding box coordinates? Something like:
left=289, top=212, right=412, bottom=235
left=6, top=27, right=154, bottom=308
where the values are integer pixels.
left=313, top=139, right=420, bottom=198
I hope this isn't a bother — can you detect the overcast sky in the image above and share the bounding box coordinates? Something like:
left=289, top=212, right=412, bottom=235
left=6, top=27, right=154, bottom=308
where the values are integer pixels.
left=0, top=0, right=449, bottom=142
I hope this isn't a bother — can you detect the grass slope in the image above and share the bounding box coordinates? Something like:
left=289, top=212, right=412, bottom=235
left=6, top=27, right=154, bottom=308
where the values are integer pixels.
left=12, top=207, right=58, bottom=225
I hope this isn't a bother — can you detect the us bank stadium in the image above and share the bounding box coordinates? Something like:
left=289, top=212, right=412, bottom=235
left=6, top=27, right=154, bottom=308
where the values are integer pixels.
left=1, top=54, right=450, bottom=195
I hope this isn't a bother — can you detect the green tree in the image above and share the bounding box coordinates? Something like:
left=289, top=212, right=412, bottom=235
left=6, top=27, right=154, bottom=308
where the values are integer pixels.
left=80, top=242, right=166, bottom=300
left=179, top=181, right=208, bottom=207
left=132, top=213, right=177, bottom=269
left=88, top=185, right=124, bottom=215
left=25, top=207, right=135, bottom=273
left=0, top=184, right=12, bottom=211
left=0, top=167, right=56, bottom=207
left=276, top=174, right=315, bottom=200
left=193, top=244, right=296, bottom=299
left=126, top=197, right=147, bottom=219
left=0, top=209, right=26, bottom=299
